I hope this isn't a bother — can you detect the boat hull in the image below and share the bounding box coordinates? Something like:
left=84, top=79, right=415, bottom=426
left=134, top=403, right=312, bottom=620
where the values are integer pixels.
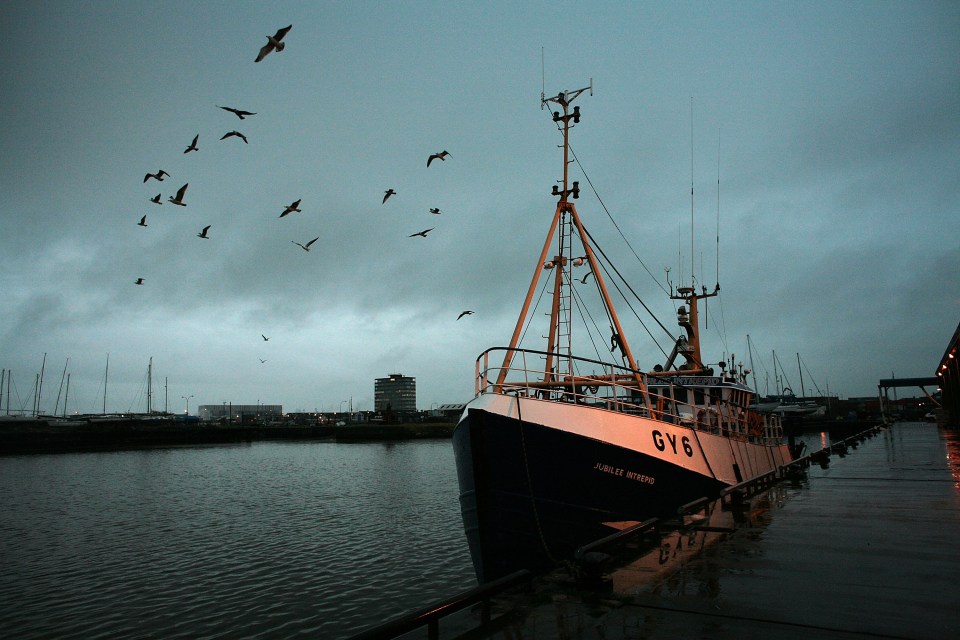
left=453, top=393, right=791, bottom=582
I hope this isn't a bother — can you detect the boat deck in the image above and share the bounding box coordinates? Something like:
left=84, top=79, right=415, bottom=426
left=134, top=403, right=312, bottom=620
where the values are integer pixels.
left=356, top=421, right=960, bottom=639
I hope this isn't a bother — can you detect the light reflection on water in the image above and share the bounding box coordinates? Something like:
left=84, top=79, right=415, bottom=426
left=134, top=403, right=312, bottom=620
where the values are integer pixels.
left=0, top=440, right=476, bottom=639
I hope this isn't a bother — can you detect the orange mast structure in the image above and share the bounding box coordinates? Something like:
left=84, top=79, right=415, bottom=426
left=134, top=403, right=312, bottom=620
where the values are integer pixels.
left=496, top=84, right=644, bottom=392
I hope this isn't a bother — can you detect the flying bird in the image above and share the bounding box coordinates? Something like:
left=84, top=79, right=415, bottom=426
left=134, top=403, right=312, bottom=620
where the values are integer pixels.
left=168, top=183, right=189, bottom=206
left=579, top=271, right=593, bottom=284
left=197, top=225, right=211, bottom=239
left=143, top=169, right=170, bottom=183
left=427, top=150, right=451, bottom=166
left=134, top=278, right=144, bottom=285
left=255, top=24, right=292, bottom=62
left=280, top=198, right=303, bottom=218
left=408, top=228, right=434, bottom=238
left=184, top=134, right=199, bottom=153
left=292, top=237, right=319, bottom=252
left=382, top=189, right=396, bottom=204
left=262, top=334, right=270, bottom=341
left=150, top=193, right=162, bottom=205
left=457, top=310, right=474, bottom=321
left=221, top=130, right=248, bottom=144
left=137, top=215, right=147, bottom=227
left=218, top=105, right=256, bottom=119
left=429, top=207, right=442, bottom=215
left=279, top=199, right=302, bottom=217
left=259, top=358, right=267, bottom=364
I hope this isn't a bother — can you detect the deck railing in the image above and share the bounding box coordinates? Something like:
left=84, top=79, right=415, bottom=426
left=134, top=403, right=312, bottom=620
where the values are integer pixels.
left=475, top=347, right=783, bottom=444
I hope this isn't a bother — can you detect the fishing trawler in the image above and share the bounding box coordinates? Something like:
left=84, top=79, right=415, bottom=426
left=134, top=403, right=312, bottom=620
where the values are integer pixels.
left=452, top=85, right=798, bottom=583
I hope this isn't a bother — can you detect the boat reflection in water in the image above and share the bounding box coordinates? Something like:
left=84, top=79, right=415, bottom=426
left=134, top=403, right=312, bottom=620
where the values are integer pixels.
left=453, top=85, right=799, bottom=583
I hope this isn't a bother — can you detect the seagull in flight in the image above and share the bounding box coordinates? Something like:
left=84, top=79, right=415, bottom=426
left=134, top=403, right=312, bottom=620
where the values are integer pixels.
left=221, top=130, right=248, bottom=144
left=218, top=105, right=257, bottom=119
left=262, top=334, right=270, bottom=341
left=137, top=215, right=147, bottom=227
left=143, top=169, right=170, bottom=183
left=427, top=150, right=450, bottom=167
left=184, top=134, right=199, bottom=153
left=457, top=310, right=474, bottom=320
left=255, top=24, right=292, bottom=62
left=382, top=189, right=396, bottom=204
left=409, top=228, right=434, bottom=238
left=150, top=193, right=162, bottom=205
left=292, top=237, right=319, bottom=251
left=197, top=225, right=211, bottom=239
left=279, top=199, right=302, bottom=217
left=579, top=271, right=592, bottom=284
left=168, top=183, right=189, bottom=206
left=259, top=358, right=267, bottom=364
left=429, top=207, right=442, bottom=215
left=135, top=278, right=144, bottom=285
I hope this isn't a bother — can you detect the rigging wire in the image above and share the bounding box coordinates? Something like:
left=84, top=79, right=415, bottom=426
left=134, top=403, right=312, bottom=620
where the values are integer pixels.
left=518, top=273, right=553, bottom=347
left=581, top=225, right=676, bottom=343
left=567, top=271, right=605, bottom=363
left=798, top=354, right=825, bottom=396
left=547, top=108, right=670, bottom=297
left=578, top=228, right=674, bottom=361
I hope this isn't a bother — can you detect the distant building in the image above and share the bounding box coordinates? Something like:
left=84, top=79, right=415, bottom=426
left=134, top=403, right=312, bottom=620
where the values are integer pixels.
left=198, top=404, right=282, bottom=422
left=375, top=373, right=417, bottom=412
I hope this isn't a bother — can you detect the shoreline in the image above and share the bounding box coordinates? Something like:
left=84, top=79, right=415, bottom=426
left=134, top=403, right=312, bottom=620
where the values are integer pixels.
left=0, top=417, right=456, bottom=455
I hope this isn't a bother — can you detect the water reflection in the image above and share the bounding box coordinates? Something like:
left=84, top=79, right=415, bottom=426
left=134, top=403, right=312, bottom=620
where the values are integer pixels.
left=941, top=426, right=960, bottom=493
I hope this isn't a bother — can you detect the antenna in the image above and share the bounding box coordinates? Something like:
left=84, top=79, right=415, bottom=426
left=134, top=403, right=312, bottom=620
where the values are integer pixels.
left=716, top=127, right=721, bottom=289
left=689, top=96, right=694, bottom=287
left=540, top=47, right=545, bottom=109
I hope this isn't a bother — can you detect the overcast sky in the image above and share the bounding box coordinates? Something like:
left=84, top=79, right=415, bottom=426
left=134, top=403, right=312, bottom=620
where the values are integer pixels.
left=1, top=1, right=957, bottom=415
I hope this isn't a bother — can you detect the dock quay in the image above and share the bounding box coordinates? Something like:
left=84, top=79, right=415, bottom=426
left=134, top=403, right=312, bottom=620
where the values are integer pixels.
left=348, top=421, right=959, bottom=640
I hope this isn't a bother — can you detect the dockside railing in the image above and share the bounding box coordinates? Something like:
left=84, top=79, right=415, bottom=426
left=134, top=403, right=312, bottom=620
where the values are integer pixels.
left=345, top=569, right=532, bottom=640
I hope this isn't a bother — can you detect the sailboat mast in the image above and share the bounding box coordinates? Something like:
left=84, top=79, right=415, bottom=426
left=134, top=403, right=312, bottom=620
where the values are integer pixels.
left=747, top=335, right=759, bottom=394
left=797, top=352, right=806, bottom=398
left=103, top=353, right=109, bottom=414
left=147, top=357, right=153, bottom=414
left=64, top=373, right=70, bottom=417
left=37, top=352, right=47, bottom=416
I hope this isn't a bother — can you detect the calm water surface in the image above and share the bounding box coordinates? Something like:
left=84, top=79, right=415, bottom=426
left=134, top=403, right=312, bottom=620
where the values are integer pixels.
left=0, top=440, right=476, bottom=639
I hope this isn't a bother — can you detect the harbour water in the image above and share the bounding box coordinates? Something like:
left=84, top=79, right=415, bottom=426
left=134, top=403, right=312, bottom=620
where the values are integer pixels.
left=0, top=439, right=476, bottom=639
left=5, top=426, right=954, bottom=639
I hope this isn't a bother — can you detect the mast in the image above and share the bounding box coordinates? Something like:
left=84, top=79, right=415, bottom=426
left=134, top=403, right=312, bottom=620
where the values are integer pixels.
left=64, top=373, right=70, bottom=417
left=37, top=352, right=47, bottom=416
left=103, top=353, right=109, bottom=414
left=797, top=352, right=806, bottom=398
left=54, top=358, right=69, bottom=416
left=496, top=81, right=644, bottom=390
left=147, top=357, right=153, bottom=414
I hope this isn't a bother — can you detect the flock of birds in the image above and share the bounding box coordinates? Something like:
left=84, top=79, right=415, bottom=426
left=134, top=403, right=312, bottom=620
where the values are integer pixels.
left=132, top=23, right=474, bottom=365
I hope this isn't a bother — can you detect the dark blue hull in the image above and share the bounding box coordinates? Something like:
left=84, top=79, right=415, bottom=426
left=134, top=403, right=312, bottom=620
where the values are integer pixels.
left=453, top=407, right=726, bottom=582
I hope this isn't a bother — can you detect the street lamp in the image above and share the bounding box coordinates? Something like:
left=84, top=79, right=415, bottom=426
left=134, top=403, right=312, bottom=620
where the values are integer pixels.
left=181, top=395, right=194, bottom=416
left=339, top=400, right=347, bottom=414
